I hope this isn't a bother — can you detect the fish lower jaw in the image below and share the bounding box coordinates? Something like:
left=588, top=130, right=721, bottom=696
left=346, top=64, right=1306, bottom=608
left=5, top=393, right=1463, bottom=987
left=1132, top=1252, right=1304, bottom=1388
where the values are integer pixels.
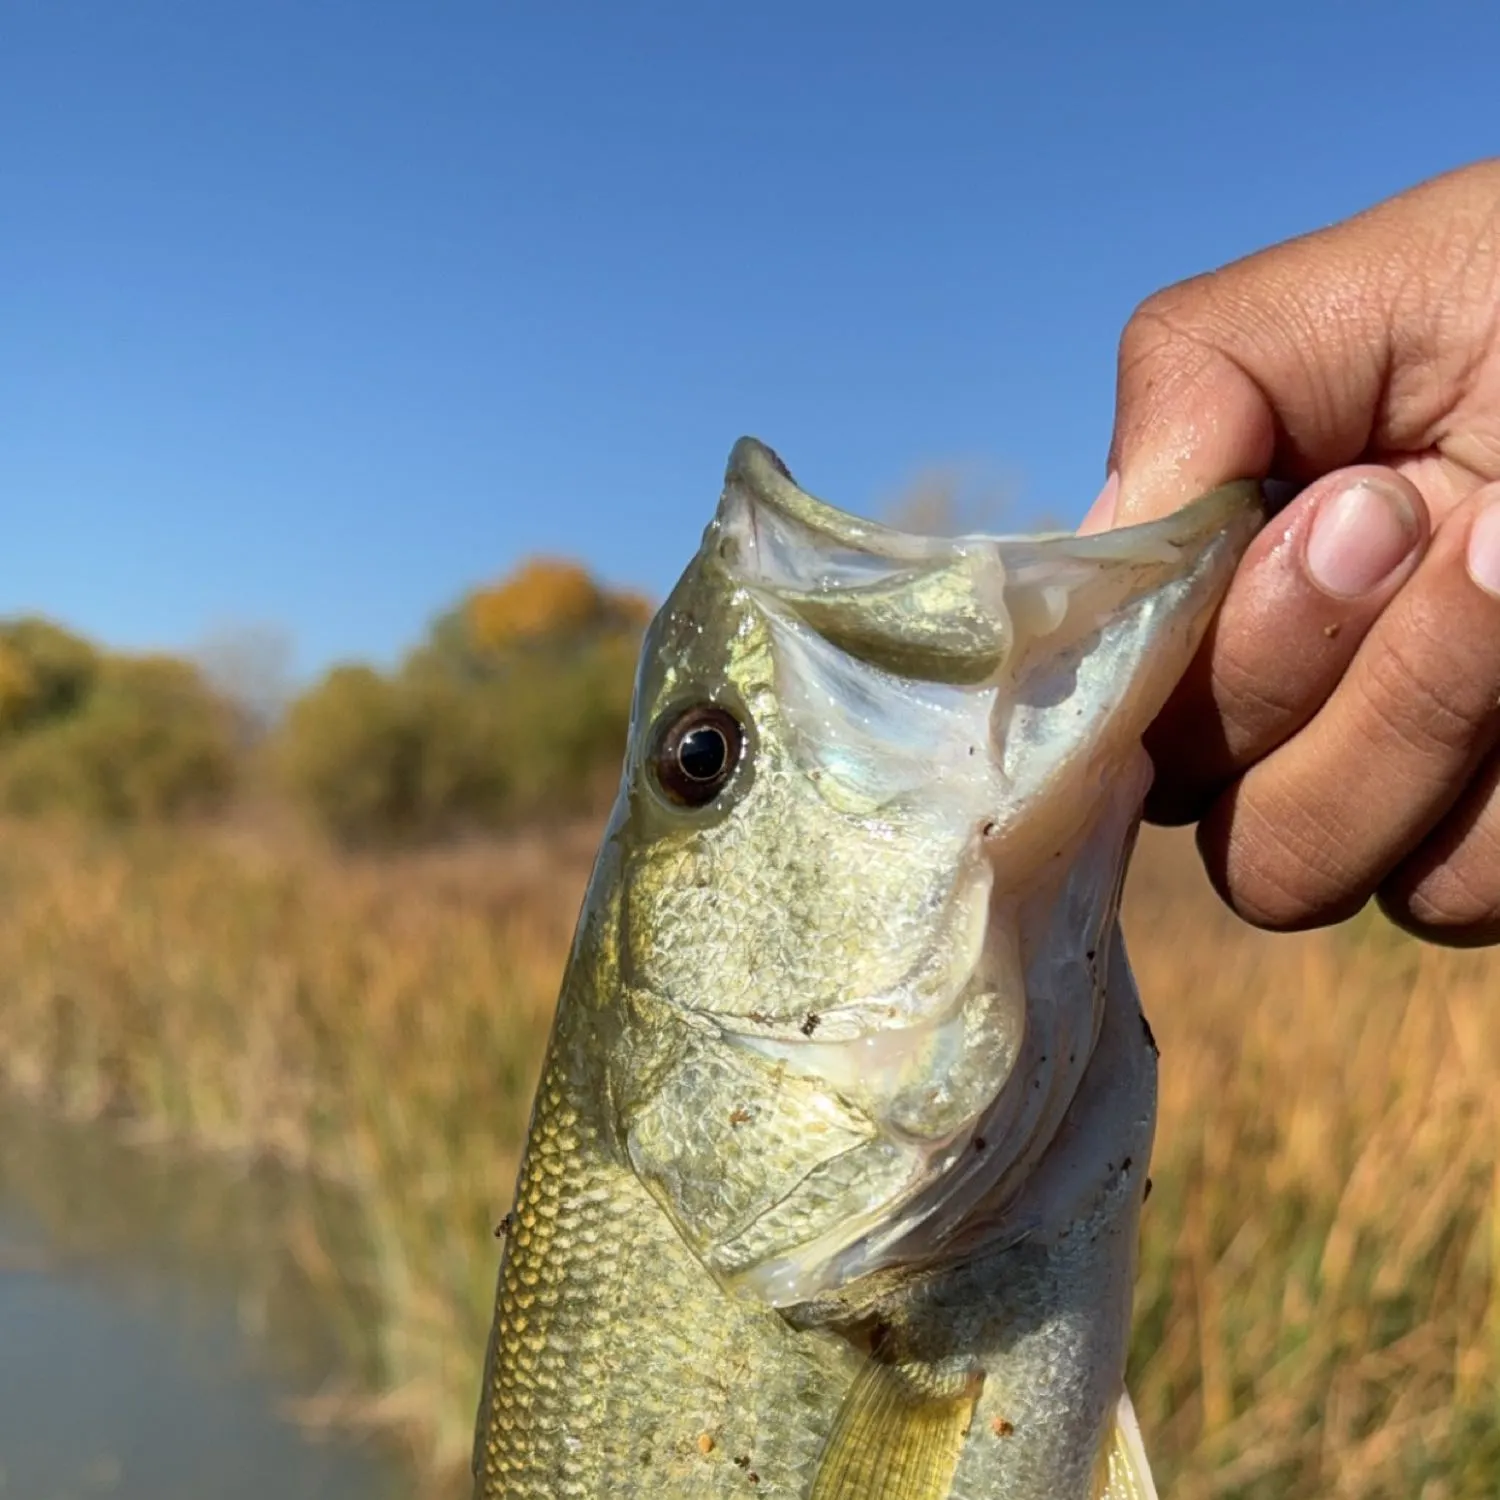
left=711, top=967, right=1153, bottom=1315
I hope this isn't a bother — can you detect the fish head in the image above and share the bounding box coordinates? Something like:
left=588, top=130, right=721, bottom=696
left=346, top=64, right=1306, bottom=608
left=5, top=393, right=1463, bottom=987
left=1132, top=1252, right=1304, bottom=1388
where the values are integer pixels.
left=602, top=437, right=1261, bottom=1308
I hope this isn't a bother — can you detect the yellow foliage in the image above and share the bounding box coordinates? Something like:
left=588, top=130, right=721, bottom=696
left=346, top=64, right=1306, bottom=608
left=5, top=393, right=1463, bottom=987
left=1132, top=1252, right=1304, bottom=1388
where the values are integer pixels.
left=466, top=558, right=603, bottom=650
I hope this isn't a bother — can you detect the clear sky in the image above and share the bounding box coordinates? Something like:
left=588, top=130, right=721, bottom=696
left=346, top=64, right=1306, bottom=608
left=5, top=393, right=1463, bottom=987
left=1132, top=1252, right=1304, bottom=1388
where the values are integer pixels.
left=4, top=2, right=1496, bottom=680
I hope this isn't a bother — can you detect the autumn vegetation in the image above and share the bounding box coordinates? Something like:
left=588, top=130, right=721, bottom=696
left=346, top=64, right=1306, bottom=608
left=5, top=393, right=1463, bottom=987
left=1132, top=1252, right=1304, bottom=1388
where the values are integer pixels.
left=0, top=617, right=238, bottom=822
left=0, top=559, right=651, bottom=842
left=1, top=557, right=1497, bottom=1498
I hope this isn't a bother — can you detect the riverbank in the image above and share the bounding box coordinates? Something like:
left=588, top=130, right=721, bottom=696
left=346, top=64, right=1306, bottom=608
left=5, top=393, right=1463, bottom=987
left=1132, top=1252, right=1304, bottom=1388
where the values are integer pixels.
left=0, top=816, right=1495, bottom=1496
left=0, top=816, right=596, bottom=1488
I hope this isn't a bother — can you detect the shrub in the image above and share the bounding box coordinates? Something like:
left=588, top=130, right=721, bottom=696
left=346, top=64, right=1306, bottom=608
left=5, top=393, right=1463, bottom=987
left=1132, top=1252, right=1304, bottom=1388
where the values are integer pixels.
left=273, top=665, right=427, bottom=846
left=0, top=617, right=101, bottom=736
left=0, top=650, right=238, bottom=821
left=275, top=562, right=647, bottom=845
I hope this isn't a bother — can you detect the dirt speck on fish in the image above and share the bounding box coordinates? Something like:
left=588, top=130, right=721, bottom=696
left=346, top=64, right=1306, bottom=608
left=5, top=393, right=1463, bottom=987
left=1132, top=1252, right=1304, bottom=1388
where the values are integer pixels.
left=471, top=438, right=1264, bottom=1498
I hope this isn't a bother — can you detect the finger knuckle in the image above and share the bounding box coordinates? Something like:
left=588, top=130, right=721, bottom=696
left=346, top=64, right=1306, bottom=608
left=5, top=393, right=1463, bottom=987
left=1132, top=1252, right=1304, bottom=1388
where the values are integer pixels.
left=1378, top=882, right=1500, bottom=947
left=1353, top=611, right=1491, bottom=763
left=1117, top=281, right=1212, bottom=371
left=1381, top=818, right=1500, bottom=938
left=1385, top=872, right=1500, bottom=936
left=1202, top=784, right=1368, bottom=931
left=1211, top=643, right=1311, bottom=745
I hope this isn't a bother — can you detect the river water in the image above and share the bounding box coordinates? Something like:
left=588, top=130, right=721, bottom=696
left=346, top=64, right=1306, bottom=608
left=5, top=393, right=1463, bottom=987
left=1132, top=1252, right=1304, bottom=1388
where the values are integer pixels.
left=0, top=1098, right=423, bottom=1500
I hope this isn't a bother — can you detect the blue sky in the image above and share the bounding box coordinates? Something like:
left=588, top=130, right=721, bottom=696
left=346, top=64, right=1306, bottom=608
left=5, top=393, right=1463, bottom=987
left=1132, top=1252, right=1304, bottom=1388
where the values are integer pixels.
left=3, top=2, right=1496, bottom=681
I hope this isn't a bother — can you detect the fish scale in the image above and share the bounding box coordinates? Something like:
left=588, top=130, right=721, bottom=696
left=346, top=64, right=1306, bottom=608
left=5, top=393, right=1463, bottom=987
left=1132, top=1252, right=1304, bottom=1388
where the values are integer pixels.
left=473, top=1001, right=856, bottom=1496
left=627, top=762, right=945, bottom=1024
left=470, top=439, right=1263, bottom=1498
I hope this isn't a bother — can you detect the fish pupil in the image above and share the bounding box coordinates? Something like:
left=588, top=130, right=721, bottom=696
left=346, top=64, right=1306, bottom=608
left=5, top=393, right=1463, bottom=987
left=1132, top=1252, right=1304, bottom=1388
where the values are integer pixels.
left=677, top=726, right=728, bottom=782
left=651, top=703, right=745, bottom=807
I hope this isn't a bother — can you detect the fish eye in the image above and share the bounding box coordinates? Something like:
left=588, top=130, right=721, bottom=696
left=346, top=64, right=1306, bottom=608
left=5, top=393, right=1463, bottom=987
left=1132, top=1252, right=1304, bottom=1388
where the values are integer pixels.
left=650, top=703, right=745, bottom=808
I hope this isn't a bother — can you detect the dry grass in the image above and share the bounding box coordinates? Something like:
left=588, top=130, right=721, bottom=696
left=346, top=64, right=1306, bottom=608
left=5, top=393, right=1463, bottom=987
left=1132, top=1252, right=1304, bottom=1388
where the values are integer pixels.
left=0, top=816, right=594, bottom=1478
left=1127, top=827, right=1500, bottom=1500
left=0, top=815, right=1495, bottom=1496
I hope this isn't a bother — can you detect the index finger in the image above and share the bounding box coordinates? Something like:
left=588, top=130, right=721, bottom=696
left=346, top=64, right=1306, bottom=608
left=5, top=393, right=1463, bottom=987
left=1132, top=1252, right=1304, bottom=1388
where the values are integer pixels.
left=1107, top=159, right=1500, bottom=525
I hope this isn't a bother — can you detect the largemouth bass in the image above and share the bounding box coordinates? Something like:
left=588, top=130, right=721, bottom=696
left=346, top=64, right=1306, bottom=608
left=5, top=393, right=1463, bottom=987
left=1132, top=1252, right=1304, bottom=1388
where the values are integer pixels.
left=471, top=439, right=1263, bottom=1499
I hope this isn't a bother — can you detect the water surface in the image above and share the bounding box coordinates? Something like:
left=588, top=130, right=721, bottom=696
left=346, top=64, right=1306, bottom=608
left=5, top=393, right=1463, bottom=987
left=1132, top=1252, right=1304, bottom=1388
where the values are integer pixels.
left=0, top=1098, right=419, bottom=1500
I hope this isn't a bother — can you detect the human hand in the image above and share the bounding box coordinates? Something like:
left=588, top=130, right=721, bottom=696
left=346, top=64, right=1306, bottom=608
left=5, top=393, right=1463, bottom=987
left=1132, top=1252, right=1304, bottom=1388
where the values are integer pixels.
left=1085, top=159, right=1500, bottom=945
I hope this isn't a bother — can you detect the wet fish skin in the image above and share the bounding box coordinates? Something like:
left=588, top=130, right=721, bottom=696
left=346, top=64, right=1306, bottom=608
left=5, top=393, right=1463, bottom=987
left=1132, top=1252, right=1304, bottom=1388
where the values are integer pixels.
left=471, top=439, right=1264, bottom=1499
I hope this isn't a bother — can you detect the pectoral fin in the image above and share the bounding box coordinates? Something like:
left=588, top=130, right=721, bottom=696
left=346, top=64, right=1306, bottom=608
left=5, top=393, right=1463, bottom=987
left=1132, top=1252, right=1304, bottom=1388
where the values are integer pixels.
left=809, top=1357, right=982, bottom=1500
left=1093, top=1390, right=1160, bottom=1500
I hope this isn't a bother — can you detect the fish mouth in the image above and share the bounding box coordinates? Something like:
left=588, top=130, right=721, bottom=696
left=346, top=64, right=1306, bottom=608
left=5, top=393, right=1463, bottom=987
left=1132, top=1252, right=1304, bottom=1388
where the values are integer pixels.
left=714, top=437, right=1264, bottom=862
left=622, top=439, right=1265, bottom=1311
left=717, top=438, right=1016, bottom=687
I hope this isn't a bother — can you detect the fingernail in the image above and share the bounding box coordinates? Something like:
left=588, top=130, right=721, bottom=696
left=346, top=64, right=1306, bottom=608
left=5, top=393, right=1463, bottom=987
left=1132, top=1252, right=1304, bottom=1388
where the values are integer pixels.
left=1304, top=480, right=1419, bottom=598
left=1078, top=472, right=1119, bottom=535
left=1468, top=498, right=1500, bottom=599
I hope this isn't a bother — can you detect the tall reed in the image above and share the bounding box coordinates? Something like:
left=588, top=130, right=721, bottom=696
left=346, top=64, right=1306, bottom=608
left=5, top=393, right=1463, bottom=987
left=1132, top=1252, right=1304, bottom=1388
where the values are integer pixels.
left=0, top=817, right=1494, bottom=1496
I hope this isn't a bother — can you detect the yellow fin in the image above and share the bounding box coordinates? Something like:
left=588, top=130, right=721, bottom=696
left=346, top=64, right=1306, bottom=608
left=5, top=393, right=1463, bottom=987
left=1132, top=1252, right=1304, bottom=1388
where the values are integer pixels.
left=810, top=1357, right=981, bottom=1500
left=1093, top=1389, right=1160, bottom=1500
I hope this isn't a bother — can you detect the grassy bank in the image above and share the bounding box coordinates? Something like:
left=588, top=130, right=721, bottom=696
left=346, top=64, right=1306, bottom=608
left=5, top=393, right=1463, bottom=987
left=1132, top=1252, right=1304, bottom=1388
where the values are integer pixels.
left=0, top=817, right=595, bottom=1485
left=0, top=816, right=1495, bottom=1497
